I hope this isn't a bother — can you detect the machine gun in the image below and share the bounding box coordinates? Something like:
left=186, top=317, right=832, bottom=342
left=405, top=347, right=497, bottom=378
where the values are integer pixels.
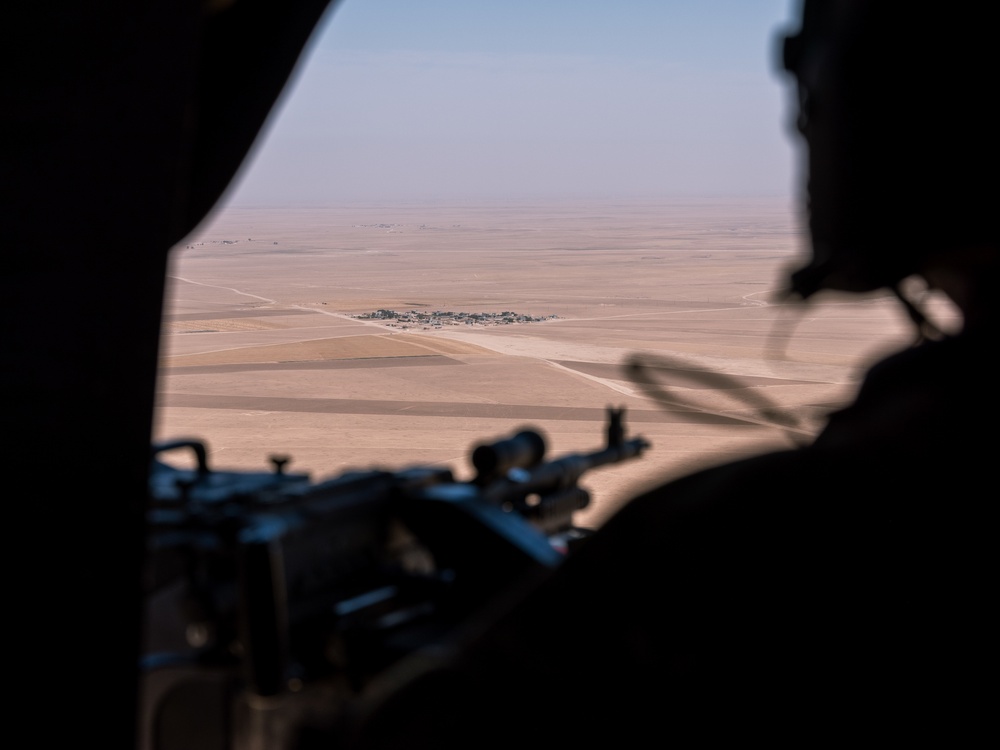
left=141, top=408, right=648, bottom=749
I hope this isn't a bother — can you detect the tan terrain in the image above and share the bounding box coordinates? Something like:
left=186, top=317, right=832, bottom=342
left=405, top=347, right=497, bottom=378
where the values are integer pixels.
left=155, top=198, right=957, bottom=526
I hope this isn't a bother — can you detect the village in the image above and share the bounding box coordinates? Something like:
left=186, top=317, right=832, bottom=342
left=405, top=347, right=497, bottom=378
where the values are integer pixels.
left=352, top=309, right=557, bottom=330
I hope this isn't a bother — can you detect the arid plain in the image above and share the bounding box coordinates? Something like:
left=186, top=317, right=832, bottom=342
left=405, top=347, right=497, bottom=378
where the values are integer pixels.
left=155, top=198, right=954, bottom=526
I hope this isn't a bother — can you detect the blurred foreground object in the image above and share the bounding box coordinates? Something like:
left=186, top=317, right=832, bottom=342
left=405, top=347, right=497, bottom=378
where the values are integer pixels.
left=348, top=3, right=1000, bottom=747
left=5, top=2, right=340, bottom=745
left=142, top=410, right=647, bottom=748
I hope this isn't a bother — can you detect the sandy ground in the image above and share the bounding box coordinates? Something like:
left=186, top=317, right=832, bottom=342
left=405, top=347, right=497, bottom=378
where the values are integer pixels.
left=155, top=198, right=959, bottom=526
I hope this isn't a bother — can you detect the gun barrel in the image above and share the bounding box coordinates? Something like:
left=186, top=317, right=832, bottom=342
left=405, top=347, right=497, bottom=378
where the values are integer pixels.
left=525, top=436, right=649, bottom=491
left=481, top=435, right=649, bottom=508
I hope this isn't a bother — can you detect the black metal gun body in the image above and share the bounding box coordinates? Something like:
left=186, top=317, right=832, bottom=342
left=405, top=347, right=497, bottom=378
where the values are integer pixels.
left=142, top=409, right=648, bottom=749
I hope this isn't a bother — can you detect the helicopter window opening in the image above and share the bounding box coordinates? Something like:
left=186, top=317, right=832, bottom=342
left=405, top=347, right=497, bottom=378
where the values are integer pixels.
left=155, top=1, right=953, bottom=524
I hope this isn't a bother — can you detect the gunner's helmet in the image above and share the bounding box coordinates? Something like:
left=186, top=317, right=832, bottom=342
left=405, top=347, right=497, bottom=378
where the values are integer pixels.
left=779, top=1, right=998, bottom=300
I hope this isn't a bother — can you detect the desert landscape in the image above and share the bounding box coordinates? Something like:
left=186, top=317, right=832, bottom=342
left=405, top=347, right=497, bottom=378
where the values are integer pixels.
left=155, top=197, right=954, bottom=526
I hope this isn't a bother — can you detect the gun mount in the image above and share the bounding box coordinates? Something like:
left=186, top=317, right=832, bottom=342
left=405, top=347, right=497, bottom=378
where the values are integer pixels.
left=142, top=408, right=649, bottom=749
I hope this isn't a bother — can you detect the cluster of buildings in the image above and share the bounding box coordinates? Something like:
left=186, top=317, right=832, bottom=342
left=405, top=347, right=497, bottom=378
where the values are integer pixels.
left=353, top=309, right=556, bottom=330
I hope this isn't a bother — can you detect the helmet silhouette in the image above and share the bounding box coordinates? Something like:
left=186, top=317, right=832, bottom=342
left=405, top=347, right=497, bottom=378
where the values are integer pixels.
left=781, top=1, right=998, bottom=300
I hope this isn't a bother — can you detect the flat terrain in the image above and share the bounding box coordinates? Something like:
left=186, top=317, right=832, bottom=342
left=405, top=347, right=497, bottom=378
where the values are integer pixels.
left=156, top=198, right=956, bottom=526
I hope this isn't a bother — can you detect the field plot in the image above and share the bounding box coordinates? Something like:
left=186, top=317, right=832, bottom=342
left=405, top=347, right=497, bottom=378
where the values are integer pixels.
left=156, top=198, right=946, bottom=525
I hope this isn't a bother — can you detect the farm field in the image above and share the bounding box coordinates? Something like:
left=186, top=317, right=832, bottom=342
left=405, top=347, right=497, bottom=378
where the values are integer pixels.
left=155, top=198, right=952, bottom=526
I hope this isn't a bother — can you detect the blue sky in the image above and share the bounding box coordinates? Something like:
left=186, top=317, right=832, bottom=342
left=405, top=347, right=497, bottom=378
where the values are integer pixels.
left=224, top=0, right=801, bottom=206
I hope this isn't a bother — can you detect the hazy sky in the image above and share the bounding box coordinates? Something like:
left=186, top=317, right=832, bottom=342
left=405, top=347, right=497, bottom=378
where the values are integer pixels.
left=224, top=0, right=801, bottom=206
